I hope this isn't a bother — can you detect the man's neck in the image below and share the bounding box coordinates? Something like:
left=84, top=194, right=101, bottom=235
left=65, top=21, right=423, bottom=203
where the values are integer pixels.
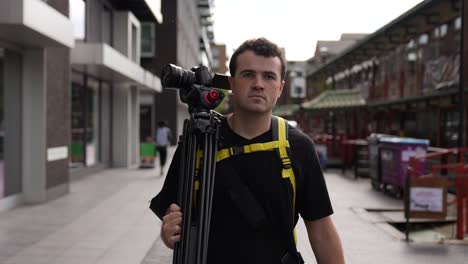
left=227, top=112, right=272, bottom=139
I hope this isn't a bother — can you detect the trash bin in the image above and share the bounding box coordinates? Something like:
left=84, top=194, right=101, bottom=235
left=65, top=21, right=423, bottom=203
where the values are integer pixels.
left=140, top=142, right=156, bottom=168
left=379, top=137, right=430, bottom=197
left=367, top=133, right=393, bottom=190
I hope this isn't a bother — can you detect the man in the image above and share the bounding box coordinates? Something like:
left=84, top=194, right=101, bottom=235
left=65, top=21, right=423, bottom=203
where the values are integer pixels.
left=150, top=38, right=344, bottom=263
left=155, top=120, right=171, bottom=176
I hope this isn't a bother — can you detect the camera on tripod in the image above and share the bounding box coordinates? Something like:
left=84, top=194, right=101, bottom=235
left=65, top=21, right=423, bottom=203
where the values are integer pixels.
left=159, top=64, right=228, bottom=263
left=160, top=64, right=230, bottom=112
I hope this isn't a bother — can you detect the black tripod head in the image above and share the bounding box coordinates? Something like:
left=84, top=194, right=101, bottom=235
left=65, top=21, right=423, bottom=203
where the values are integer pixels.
left=161, top=64, right=230, bottom=113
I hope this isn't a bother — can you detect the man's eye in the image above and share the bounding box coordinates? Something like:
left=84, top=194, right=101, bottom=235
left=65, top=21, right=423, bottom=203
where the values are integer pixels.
left=264, top=74, right=276, bottom=80
left=242, top=72, right=255, bottom=78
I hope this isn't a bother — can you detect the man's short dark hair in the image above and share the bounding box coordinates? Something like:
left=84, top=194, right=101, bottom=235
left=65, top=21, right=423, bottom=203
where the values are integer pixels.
left=229, top=37, right=286, bottom=80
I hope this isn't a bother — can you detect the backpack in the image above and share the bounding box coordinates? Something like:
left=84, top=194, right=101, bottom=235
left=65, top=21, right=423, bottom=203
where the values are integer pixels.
left=194, top=115, right=303, bottom=263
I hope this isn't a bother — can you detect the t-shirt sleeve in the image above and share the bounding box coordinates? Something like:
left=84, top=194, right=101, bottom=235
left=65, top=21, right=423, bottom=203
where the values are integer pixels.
left=149, top=146, right=181, bottom=219
left=291, top=130, right=334, bottom=221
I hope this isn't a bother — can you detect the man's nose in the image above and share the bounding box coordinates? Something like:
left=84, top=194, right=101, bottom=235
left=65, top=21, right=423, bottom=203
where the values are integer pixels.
left=252, top=75, right=264, bottom=89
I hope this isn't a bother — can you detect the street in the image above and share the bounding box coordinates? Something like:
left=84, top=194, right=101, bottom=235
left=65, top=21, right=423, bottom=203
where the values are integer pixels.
left=0, top=147, right=467, bottom=264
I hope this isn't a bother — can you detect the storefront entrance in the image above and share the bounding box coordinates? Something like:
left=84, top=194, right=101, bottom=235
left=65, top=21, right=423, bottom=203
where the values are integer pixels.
left=0, top=48, right=4, bottom=198
left=70, top=72, right=101, bottom=168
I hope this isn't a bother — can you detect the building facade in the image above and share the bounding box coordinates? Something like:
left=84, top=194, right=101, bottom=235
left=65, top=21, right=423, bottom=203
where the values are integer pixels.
left=151, top=0, right=216, bottom=140
left=301, top=0, right=467, bottom=151
left=0, top=0, right=163, bottom=211
left=0, top=0, right=74, bottom=209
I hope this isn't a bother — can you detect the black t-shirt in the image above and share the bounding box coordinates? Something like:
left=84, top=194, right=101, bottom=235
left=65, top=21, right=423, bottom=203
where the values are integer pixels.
left=150, top=117, right=333, bottom=263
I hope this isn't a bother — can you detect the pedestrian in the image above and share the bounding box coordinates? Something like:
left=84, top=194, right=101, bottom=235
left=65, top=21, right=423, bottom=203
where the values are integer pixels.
left=155, top=120, right=171, bottom=176
left=150, top=37, right=344, bottom=263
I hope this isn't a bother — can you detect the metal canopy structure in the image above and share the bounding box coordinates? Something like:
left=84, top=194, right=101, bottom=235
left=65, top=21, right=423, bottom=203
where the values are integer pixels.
left=302, top=88, right=366, bottom=110
left=308, top=0, right=461, bottom=80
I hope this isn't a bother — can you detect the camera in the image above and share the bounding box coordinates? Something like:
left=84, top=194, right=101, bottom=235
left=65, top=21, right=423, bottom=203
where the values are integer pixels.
left=160, top=64, right=230, bottom=112
left=161, top=64, right=213, bottom=91
left=161, top=64, right=230, bottom=91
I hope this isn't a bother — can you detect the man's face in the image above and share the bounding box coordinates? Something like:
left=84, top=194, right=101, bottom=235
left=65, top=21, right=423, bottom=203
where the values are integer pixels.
left=229, top=50, right=285, bottom=114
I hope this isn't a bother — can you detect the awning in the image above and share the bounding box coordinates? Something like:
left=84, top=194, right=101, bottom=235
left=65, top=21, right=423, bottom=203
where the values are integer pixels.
left=302, top=88, right=366, bottom=110
left=0, top=0, right=74, bottom=48
left=272, top=104, right=300, bottom=117
left=71, top=43, right=161, bottom=92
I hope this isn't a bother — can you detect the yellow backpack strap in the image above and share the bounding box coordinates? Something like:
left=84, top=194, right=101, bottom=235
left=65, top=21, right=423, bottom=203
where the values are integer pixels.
left=193, top=148, right=203, bottom=208
left=217, top=141, right=289, bottom=162
left=272, top=116, right=298, bottom=244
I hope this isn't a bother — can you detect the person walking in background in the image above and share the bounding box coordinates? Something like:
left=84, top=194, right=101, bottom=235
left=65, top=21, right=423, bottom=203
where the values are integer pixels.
left=155, top=120, right=171, bottom=176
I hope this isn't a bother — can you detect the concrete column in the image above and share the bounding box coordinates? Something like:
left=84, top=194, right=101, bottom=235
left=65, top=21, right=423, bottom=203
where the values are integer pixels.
left=22, top=49, right=47, bottom=203
left=130, top=86, right=140, bottom=165
left=100, top=82, right=112, bottom=164
left=112, top=84, right=133, bottom=167
left=3, top=49, right=22, bottom=198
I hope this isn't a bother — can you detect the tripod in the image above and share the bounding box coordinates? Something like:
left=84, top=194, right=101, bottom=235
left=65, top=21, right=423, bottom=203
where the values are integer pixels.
left=173, top=84, right=224, bottom=264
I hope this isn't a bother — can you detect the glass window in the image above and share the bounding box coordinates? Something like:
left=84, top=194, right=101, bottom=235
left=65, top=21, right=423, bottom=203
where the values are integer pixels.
left=70, top=73, right=85, bottom=168
left=70, top=73, right=101, bottom=168
left=69, top=0, right=86, bottom=40
left=141, top=23, right=156, bottom=57
left=86, top=78, right=100, bottom=166
left=454, top=17, right=461, bottom=30
left=418, top=34, right=429, bottom=45
left=0, top=49, right=4, bottom=197
left=101, top=5, right=113, bottom=46
left=131, top=25, right=138, bottom=62
left=440, top=24, right=448, bottom=37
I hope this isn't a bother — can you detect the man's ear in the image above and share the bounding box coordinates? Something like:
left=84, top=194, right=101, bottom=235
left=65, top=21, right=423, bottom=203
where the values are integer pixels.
left=277, top=80, right=285, bottom=98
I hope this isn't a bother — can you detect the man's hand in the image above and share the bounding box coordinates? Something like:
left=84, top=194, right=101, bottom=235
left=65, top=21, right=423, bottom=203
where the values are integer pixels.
left=161, top=203, right=182, bottom=249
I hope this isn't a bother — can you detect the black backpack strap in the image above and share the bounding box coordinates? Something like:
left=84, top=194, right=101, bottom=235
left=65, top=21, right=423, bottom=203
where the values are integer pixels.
left=222, top=159, right=267, bottom=229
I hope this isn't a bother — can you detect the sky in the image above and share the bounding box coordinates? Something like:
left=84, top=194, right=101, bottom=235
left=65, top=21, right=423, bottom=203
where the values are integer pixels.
left=213, top=0, right=424, bottom=61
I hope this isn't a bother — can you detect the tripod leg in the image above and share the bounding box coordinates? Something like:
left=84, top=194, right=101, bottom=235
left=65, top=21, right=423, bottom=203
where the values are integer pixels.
left=173, top=111, right=221, bottom=264
left=174, top=120, right=198, bottom=264
left=200, top=131, right=218, bottom=263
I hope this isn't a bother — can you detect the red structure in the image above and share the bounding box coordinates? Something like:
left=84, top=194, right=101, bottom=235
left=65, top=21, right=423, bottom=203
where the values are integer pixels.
left=408, top=148, right=468, bottom=239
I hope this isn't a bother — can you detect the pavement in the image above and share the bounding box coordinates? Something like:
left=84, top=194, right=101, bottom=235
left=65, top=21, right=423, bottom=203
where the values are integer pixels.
left=0, top=146, right=467, bottom=264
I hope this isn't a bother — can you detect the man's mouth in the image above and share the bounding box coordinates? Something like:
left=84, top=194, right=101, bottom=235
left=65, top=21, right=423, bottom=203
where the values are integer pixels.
left=249, top=94, right=265, bottom=100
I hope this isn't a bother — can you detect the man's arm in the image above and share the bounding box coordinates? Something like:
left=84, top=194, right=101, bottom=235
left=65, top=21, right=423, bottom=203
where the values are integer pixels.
left=304, top=216, right=344, bottom=264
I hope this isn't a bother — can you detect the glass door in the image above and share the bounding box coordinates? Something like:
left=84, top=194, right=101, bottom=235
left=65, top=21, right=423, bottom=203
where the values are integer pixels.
left=85, top=77, right=100, bottom=166
left=0, top=48, right=4, bottom=197
left=70, top=72, right=86, bottom=168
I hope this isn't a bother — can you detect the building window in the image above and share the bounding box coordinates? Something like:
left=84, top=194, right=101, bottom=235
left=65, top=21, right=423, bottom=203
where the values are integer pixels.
left=69, top=0, right=86, bottom=40
left=101, top=5, right=113, bottom=46
left=454, top=17, right=461, bottom=30
left=131, top=25, right=138, bottom=62
left=439, top=24, right=448, bottom=37
left=0, top=49, right=4, bottom=198
left=70, top=72, right=101, bottom=168
left=85, top=78, right=100, bottom=166
left=418, top=34, right=428, bottom=45
left=141, top=22, right=156, bottom=57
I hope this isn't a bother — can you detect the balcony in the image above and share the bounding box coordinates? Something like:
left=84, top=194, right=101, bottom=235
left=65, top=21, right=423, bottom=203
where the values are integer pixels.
left=0, top=0, right=74, bottom=48
left=71, top=43, right=161, bottom=92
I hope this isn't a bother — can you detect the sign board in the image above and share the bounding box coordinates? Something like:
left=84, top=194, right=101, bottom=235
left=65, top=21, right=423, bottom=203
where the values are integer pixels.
left=405, top=177, right=447, bottom=219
